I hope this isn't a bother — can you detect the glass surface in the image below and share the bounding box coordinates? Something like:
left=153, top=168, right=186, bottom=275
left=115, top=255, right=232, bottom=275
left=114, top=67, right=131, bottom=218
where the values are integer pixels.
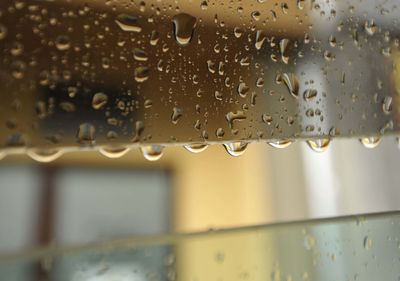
left=0, top=0, right=400, bottom=158
left=0, top=211, right=399, bottom=281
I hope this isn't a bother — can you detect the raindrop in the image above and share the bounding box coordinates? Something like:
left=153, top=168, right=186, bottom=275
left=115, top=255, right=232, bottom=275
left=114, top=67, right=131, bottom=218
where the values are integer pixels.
left=134, top=66, right=150, bottom=82
left=133, top=48, right=148, bottom=61
left=216, top=128, right=225, bottom=138
left=363, top=236, right=372, bottom=250
left=141, top=145, right=164, bottom=161
left=115, top=14, right=142, bottom=32
left=92, top=92, right=108, bottom=110
left=360, top=136, right=381, bottom=148
left=307, top=138, right=330, bottom=152
left=225, top=111, right=246, bottom=128
left=303, top=89, right=317, bottom=101
left=237, top=82, right=249, bottom=97
left=0, top=24, right=7, bottom=40
left=171, top=107, right=183, bottom=124
left=255, top=30, right=266, bottom=50
left=172, top=13, right=197, bottom=46
left=77, top=123, right=96, bottom=145
left=251, top=11, right=261, bottom=21
left=279, top=38, right=290, bottom=64
left=262, top=114, right=273, bottom=125
left=200, top=1, right=208, bottom=10
left=282, top=73, right=299, bottom=98
left=364, top=19, right=377, bottom=36
left=99, top=146, right=130, bottom=158
left=268, top=139, right=293, bottom=148
left=55, top=35, right=71, bottom=51
left=382, top=96, right=392, bottom=115
left=184, top=143, right=208, bottom=153
left=27, top=149, right=64, bottom=163
left=150, top=30, right=160, bottom=45
left=223, top=142, right=248, bottom=157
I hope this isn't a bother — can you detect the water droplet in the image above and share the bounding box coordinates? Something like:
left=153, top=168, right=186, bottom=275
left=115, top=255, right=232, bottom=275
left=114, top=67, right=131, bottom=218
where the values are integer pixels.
left=224, top=142, right=248, bottom=157
left=382, top=96, right=392, bottom=115
left=171, top=107, right=183, bottom=124
left=262, top=114, right=273, bottom=125
left=99, top=146, right=130, bottom=158
left=251, top=11, right=261, bottom=21
left=150, top=30, right=160, bottom=45
left=133, top=48, right=148, bottom=61
left=134, top=66, right=150, bottom=82
left=200, top=1, right=208, bottom=10
left=141, top=145, right=164, bottom=161
left=255, top=30, right=266, bottom=50
left=360, top=136, right=381, bottom=148
left=92, top=92, right=108, bottom=110
left=307, top=138, right=330, bottom=152
left=234, top=27, right=243, bottom=38
left=55, top=35, right=71, bottom=51
left=216, top=128, right=225, bottom=138
left=27, top=149, right=64, bottom=163
left=256, top=77, right=264, bottom=88
left=279, top=38, right=290, bottom=64
left=303, top=89, right=317, bottom=101
left=237, top=82, right=249, bottom=97
left=172, top=13, right=197, bottom=46
left=0, top=24, right=7, bottom=40
left=364, top=19, right=377, bottom=36
left=115, top=14, right=142, bottom=32
left=363, top=236, right=372, bottom=250
left=184, top=143, right=208, bottom=153
left=268, top=139, right=293, bottom=148
left=225, top=111, right=246, bottom=128
left=282, top=73, right=299, bottom=98
left=77, top=123, right=96, bottom=145
left=303, top=234, right=316, bottom=250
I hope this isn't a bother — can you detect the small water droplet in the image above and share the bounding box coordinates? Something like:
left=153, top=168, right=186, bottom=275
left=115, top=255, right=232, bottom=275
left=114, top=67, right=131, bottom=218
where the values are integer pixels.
left=307, top=138, right=330, bottom=152
left=27, top=149, right=64, bottom=163
left=303, top=89, right=317, bottom=101
left=77, top=123, right=96, bottom=145
left=150, top=30, right=160, bottom=45
left=134, top=66, right=150, bottom=82
left=363, top=236, right=373, bottom=250
left=99, top=147, right=130, bottom=158
left=115, top=14, right=142, bottom=32
left=223, top=142, right=248, bottom=157
left=141, top=145, right=164, bottom=161
left=364, top=19, right=377, bottom=36
left=303, top=234, right=316, bottom=250
left=133, top=48, right=148, bottom=61
left=237, top=82, right=249, bottom=97
left=268, top=139, right=293, bottom=148
left=172, top=13, right=197, bottom=46
left=55, top=35, right=71, bottom=51
left=279, top=38, right=290, bottom=64
left=282, top=73, right=299, bottom=98
left=171, top=107, right=183, bottom=124
left=92, top=92, right=108, bottom=110
left=184, top=143, right=208, bottom=153
left=382, top=96, right=392, bottom=115
left=360, top=136, right=381, bottom=148
left=0, top=24, right=7, bottom=40
left=255, top=30, right=266, bottom=50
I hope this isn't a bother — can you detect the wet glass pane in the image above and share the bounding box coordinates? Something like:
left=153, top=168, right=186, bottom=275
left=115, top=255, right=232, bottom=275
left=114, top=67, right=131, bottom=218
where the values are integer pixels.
left=1, top=211, right=399, bottom=281
left=0, top=0, right=399, bottom=158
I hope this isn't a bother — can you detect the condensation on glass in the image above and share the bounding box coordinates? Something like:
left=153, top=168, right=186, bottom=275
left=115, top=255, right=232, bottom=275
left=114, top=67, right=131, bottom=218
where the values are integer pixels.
left=0, top=0, right=400, bottom=160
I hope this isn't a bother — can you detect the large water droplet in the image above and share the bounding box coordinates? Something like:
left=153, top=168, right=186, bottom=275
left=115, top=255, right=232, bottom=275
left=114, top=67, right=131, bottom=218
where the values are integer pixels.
left=268, top=139, right=293, bottom=148
left=360, top=136, right=381, bottom=148
left=255, top=30, right=266, bottom=50
left=282, top=73, right=299, bottom=98
left=184, top=143, right=208, bottom=153
left=172, top=13, right=197, bottom=46
left=115, top=14, right=142, bottom=32
left=99, top=146, right=130, bottom=158
left=223, top=142, right=248, bottom=157
left=141, top=145, right=164, bottom=161
left=307, top=138, right=330, bottom=152
left=27, top=149, right=64, bottom=163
